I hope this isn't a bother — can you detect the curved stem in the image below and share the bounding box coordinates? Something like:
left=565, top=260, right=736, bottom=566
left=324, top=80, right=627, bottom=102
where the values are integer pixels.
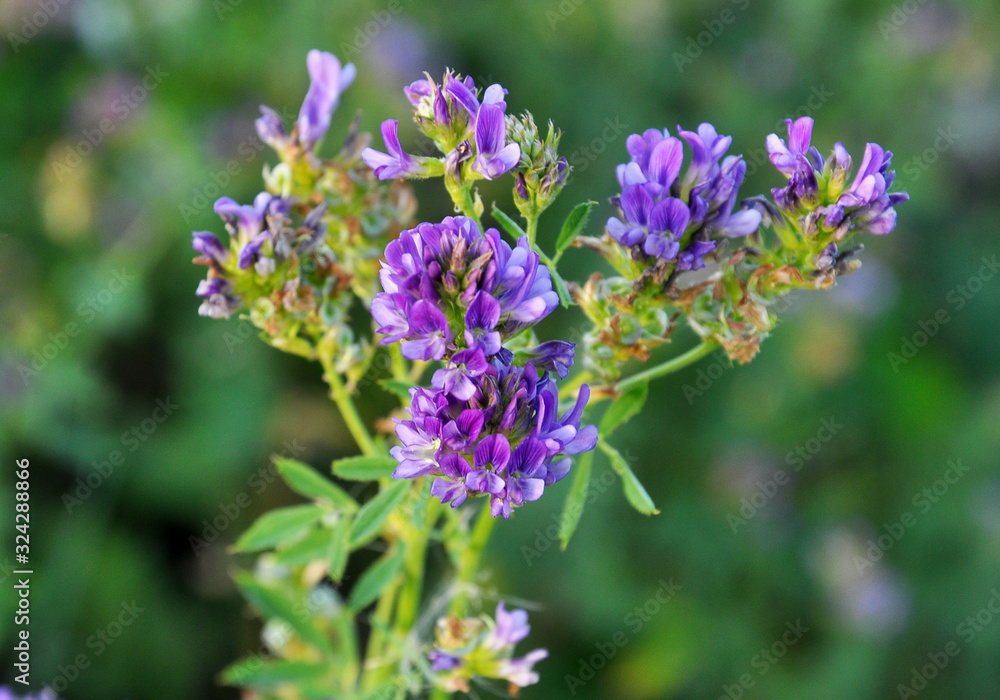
left=590, top=339, right=719, bottom=404
left=319, top=353, right=379, bottom=456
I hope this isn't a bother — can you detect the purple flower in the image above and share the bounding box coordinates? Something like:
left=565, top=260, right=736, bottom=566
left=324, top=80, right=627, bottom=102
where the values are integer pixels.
left=464, top=292, right=502, bottom=356
left=444, top=79, right=506, bottom=123
left=429, top=650, right=462, bottom=672
left=296, top=50, right=356, bottom=150
left=391, top=357, right=596, bottom=517
left=498, top=649, right=549, bottom=688
left=404, top=78, right=433, bottom=105
left=766, top=117, right=813, bottom=176
left=487, top=602, right=531, bottom=651
left=372, top=217, right=557, bottom=361
left=432, top=347, right=489, bottom=400
left=362, top=119, right=430, bottom=180
left=214, top=192, right=272, bottom=240
left=192, top=231, right=227, bottom=264
left=516, top=340, right=575, bottom=379
left=608, top=123, right=760, bottom=270
left=471, top=102, right=520, bottom=180
left=402, top=300, right=452, bottom=361
left=255, top=105, right=287, bottom=151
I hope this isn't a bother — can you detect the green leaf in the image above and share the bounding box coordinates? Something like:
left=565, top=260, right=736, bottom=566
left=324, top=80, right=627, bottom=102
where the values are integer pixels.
left=276, top=457, right=357, bottom=511
left=272, top=526, right=330, bottom=566
left=333, top=455, right=398, bottom=481
left=559, top=450, right=594, bottom=550
left=379, top=378, right=412, bottom=404
left=348, top=548, right=404, bottom=612
left=555, top=201, right=596, bottom=257
left=221, top=658, right=330, bottom=688
left=598, top=440, right=660, bottom=515
left=233, top=504, right=325, bottom=553
left=599, top=382, right=649, bottom=438
left=349, top=480, right=410, bottom=549
left=327, top=515, right=352, bottom=582
left=491, top=205, right=527, bottom=239
left=234, top=573, right=335, bottom=655
left=270, top=515, right=351, bottom=577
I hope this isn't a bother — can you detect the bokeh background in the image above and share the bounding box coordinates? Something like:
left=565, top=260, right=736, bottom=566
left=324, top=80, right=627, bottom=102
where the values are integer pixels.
left=2, top=0, right=999, bottom=698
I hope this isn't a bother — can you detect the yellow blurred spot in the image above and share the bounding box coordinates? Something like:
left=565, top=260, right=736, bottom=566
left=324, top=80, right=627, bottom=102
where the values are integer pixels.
left=40, top=141, right=94, bottom=242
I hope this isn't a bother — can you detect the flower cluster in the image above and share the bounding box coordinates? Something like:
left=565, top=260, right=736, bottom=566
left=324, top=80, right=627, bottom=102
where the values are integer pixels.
left=393, top=358, right=596, bottom=518
left=607, top=124, right=762, bottom=273
left=765, top=116, right=909, bottom=278
left=673, top=118, right=910, bottom=363
left=191, top=51, right=415, bottom=362
left=373, top=215, right=594, bottom=516
left=429, top=603, right=548, bottom=693
left=372, top=216, right=559, bottom=364
left=363, top=71, right=521, bottom=182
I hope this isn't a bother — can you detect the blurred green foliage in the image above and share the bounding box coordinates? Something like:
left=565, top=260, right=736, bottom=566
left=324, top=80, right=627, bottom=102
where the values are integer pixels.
left=1, top=0, right=999, bottom=698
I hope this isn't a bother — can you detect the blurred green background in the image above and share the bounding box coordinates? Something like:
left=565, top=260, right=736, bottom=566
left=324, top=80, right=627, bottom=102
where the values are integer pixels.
left=2, top=0, right=999, bottom=698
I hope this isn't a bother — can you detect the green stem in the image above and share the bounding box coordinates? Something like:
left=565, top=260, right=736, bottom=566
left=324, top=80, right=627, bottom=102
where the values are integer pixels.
left=389, top=344, right=408, bottom=382
left=591, top=339, right=719, bottom=404
left=359, top=574, right=401, bottom=691
left=525, top=208, right=539, bottom=248
left=449, top=502, right=498, bottom=615
left=319, top=353, right=379, bottom=457
left=394, top=495, right=440, bottom=633
left=445, top=180, right=482, bottom=230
